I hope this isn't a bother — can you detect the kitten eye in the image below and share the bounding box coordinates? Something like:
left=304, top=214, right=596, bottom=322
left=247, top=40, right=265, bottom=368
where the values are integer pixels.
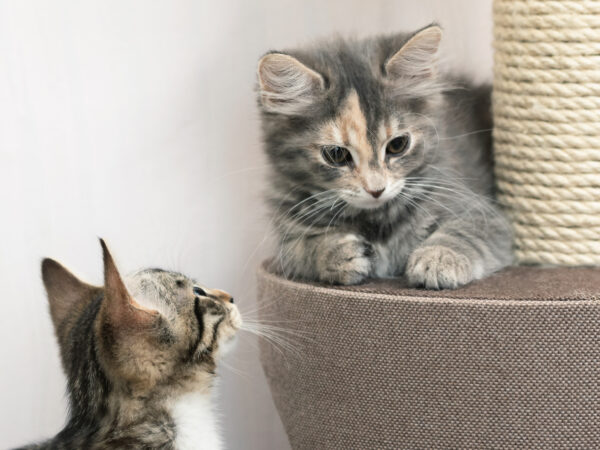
left=193, top=286, right=207, bottom=297
left=322, top=146, right=353, bottom=167
left=386, top=134, right=411, bottom=156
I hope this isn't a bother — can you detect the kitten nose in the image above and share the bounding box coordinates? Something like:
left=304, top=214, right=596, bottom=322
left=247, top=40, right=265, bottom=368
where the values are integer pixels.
left=209, top=289, right=234, bottom=304
left=366, top=187, right=385, bottom=199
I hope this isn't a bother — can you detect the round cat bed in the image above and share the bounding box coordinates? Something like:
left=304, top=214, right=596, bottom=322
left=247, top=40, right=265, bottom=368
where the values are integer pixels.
left=257, top=264, right=600, bottom=449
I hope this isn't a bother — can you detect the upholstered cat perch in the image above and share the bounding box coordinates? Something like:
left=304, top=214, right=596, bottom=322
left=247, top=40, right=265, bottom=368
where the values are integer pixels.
left=258, top=265, right=600, bottom=448
left=258, top=0, right=600, bottom=448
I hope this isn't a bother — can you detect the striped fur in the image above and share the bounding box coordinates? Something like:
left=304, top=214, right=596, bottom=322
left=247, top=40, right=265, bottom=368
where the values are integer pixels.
left=257, top=25, right=513, bottom=288
left=16, top=240, right=240, bottom=449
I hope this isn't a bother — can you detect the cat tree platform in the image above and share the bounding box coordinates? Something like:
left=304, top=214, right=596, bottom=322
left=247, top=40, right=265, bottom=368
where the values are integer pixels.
left=257, top=264, right=600, bottom=449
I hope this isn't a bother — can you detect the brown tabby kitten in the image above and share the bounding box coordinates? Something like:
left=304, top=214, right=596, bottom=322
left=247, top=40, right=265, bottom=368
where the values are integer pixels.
left=16, top=240, right=240, bottom=450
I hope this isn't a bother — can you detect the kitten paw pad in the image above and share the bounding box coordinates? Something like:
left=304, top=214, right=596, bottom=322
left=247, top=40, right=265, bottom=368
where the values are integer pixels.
left=317, top=234, right=373, bottom=285
left=406, top=245, right=473, bottom=290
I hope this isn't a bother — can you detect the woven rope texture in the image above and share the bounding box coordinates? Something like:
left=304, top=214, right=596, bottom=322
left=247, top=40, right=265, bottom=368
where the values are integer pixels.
left=493, top=0, right=600, bottom=265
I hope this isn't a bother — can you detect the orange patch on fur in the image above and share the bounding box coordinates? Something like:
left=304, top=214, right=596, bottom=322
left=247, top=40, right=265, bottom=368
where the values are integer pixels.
left=319, top=90, right=373, bottom=167
left=207, top=288, right=233, bottom=304
left=336, top=91, right=372, bottom=165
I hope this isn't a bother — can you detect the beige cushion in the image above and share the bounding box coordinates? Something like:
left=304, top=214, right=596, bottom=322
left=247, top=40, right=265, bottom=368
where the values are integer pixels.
left=257, top=264, right=600, bottom=449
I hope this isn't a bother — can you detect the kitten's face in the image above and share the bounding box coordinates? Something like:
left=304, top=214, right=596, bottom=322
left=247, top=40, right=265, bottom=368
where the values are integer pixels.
left=258, top=26, right=443, bottom=211
left=295, top=89, right=435, bottom=210
left=43, top=241, right=241, bottom=394
left=102, top=269, right=241, bottom=388
left=126, top=269, right=241, bottom=362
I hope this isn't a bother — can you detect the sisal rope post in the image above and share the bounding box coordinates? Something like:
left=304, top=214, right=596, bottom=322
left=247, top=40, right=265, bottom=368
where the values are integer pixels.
left=493, top=0, right=600, bottom=266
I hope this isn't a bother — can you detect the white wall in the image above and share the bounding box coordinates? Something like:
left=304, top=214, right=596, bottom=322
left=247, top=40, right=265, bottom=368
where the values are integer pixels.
left=0, top=1, right=492, bottom=448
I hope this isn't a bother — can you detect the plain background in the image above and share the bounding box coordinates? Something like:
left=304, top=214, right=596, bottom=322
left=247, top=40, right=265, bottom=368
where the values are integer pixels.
left=0, top=1, right=493, bottom=448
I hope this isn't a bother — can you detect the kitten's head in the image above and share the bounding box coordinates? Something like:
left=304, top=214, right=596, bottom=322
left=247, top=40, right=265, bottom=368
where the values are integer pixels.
left=257, top=24, right=444, bottom=210
left=42, top=239, right=241, bottom=392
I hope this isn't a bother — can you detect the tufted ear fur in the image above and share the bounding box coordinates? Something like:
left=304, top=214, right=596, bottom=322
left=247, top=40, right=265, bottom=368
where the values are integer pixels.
left=257, top=52, right=325, bottom=115
left=100, top=239, right=158, bottom=330
left=385, top=24, right=442, bottom=79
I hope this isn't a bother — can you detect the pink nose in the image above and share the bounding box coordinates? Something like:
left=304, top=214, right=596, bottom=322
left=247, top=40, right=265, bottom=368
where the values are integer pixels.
left=366, top=188, right=385, bottom=199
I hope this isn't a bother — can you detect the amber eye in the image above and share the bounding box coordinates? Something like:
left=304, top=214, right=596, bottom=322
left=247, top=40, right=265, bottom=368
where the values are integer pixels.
left=386, top=134, right=411, bottom=156
left=193, top=286, right=207, bottom=297
left=322, top=146, right=353, bottom=167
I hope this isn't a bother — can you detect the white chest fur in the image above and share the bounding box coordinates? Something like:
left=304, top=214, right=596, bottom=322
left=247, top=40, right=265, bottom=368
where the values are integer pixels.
left=171, top=392, right=222, bottom=450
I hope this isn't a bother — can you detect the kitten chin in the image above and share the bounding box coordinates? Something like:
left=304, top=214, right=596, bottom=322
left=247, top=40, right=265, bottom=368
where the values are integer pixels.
left=218, top=333, right=239, bottom=357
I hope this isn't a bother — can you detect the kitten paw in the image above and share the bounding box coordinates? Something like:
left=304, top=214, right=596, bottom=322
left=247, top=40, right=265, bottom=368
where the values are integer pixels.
left=317, top=234, right=373, bottom=285
left=406, top=245, right=473, bottom=290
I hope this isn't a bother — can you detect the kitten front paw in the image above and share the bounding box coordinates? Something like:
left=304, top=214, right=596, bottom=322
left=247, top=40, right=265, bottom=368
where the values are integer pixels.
left=317, top=234, right=373, bottom=285
left=406, top=245, right=474, bottom=290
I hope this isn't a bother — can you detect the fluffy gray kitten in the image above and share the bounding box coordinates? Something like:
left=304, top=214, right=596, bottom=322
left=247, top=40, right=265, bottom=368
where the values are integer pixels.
left=257, top=24, right=513, bottom=289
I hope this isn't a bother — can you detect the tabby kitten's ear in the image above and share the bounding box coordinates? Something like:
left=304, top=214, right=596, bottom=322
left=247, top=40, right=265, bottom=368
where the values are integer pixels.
left=385, top=24, right=442, bottom=79
left=100, top=239, right=158, bottom=330
left=257, top=52, right=325, bottom=114
left=42, top=258, right=98, bottom=335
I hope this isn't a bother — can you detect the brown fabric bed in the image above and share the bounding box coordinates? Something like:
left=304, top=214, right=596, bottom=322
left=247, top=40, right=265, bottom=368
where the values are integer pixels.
left=257, top=264, right=600, bottom=449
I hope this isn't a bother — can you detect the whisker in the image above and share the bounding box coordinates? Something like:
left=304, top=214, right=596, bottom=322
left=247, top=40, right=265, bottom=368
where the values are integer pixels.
left=241, top=327, right=304, bottom=360
left=439, top=128, right=492, bottom=140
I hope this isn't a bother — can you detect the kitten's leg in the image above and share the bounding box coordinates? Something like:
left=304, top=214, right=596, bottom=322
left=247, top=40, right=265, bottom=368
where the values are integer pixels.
left=405, top=211, right=513, bottom=289
left=275, top=230, right=373, bottom=285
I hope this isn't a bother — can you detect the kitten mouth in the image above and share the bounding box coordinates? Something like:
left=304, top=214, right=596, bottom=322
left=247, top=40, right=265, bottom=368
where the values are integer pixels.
left=348, top=197, right=390, bottom=210
left=228, top=308, right=243, bottom=331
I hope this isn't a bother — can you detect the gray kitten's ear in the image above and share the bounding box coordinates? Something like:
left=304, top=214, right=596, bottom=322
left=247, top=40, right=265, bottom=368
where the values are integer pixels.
left=257, top=53, right=325, bottom=114
left=385, top=25, right=442, bottom=79
left=42, top=258, right=99, bottom=332
left=100, top=239, right=157, bottom=330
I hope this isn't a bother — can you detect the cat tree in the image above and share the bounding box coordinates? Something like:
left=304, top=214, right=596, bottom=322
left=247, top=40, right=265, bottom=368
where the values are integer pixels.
left=493, top=0, right=600, bottom=265
left=258, top=1, right=600, bottom=448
